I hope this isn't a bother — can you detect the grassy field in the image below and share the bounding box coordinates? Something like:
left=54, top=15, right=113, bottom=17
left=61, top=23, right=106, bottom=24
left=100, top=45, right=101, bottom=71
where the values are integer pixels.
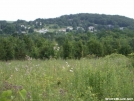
left=0, top=54, right=134, bottom=101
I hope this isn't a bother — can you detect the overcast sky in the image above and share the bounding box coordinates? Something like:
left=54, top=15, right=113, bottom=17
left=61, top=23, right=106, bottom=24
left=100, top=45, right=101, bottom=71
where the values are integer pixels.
left=0, top=0, right=134, bottom=21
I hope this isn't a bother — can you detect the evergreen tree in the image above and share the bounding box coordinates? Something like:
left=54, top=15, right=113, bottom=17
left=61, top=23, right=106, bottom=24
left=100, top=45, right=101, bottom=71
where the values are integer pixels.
left=118, top=44, right=132, bottom=56
left=0, top=38, right=14, bottom=61
left=14, top=39, right=27, bottom=59
left=39, top=40, right=54, bottom=59
left=73, top=41, right=83, bottom=59
left=87, top=40, right=104, bottom=57
left=63, top=39, right=72, bottom=59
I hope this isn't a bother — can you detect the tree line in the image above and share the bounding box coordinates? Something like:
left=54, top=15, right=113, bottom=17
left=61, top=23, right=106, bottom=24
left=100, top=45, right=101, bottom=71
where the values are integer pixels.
left=0, top=28, right=134, bottom=61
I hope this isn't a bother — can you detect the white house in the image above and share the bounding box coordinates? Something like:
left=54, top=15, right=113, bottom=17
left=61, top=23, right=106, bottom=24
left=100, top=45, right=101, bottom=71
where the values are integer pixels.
left=67, top=26, right=73, bottom=30
left=88, top=26, right=95, bottom=32
left=119, top=27, right=124, bottom=30
left=77, top=27, right=84, bottom=30
left=59, top=28, right=66, bottom=32
left=20, top=25, right=25, bottom=27
left=35, top=28, right=48, bottom=34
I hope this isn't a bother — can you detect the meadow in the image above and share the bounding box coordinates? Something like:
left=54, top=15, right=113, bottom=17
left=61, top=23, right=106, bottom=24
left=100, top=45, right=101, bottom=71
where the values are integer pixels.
left=0, top=54, right=134, bottom=101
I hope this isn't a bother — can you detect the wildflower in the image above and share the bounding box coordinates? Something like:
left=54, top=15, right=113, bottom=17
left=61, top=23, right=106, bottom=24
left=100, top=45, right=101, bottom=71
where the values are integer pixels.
left=25, top=55, right=32, bottom=61
left=66, top=62, right=70, bottom=67
left=62, top=66, right=65, bottom=69
left=36, top=64, right=40, bottom=67
left=71, top=68, right=73, bottom=70
left=9, top=75, right=13, bottom=79
left=69, top=69, right=73, bottom=72
left=69, top=68, right=73, bottom=72
left=15, top=68, right=18, bottom=71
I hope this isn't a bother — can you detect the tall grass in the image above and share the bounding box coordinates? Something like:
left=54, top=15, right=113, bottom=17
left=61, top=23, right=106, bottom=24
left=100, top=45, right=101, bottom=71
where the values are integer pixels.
left=0, top=54, right=134, bottom=101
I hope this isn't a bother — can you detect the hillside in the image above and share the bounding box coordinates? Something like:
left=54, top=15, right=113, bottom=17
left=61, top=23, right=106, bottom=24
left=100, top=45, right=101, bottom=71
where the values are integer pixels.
left=41, top=13, right=134, bottom=28
left=1, top=13, right=134, bottom=34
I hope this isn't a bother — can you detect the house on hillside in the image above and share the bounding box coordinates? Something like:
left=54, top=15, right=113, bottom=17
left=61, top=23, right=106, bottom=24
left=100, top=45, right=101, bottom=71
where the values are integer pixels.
left=21, top=31, right=26, bottom=34
left=21, top=25, right=27, bottom=29
left=107, top=24, right=114, bottom=29
left=59, top=28, right=66, bottom=32
left=88, top=26, right=95, bottom=32
left=21, top=25, right=25, bottom=27
left=35, top=28, right=48, bottom=34
left=77, top=27, right=84, bottom=31
left=119, top=27, right=124, bottom=30
left=40, top=22, right=42, bottom=26
left=67, top=26, right=73, bottom=30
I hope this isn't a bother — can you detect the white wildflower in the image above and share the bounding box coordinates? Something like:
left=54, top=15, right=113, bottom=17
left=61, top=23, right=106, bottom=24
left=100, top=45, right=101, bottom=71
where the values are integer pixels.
left=15, top=68, right=18, bottom=71
left=71, top=68, right=73, bottom=70
left=69, top=69, right=73, bottom=72
left=66, top=62, right=70, bottom=67
left=62, top=66, right=65, bottom=69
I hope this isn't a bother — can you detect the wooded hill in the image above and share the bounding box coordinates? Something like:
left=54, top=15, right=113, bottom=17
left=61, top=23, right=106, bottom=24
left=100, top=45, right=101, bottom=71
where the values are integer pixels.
left=37, top=13, right=134, bottom=29
left=1, top=13, right=134, bottom=35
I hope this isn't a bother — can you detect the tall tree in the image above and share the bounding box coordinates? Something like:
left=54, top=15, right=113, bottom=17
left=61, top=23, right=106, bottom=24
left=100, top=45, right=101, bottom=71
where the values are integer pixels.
left=73, top=41, right=83, bottom=59
left=14, top=39, right=27, bottom=59
left=0, top=37, right=15, bottom=61
left=118, top=44, right=132, bottom=56
left=63, top=39, right=72, bottom=59
left=87, top=40, right=104, bottom=57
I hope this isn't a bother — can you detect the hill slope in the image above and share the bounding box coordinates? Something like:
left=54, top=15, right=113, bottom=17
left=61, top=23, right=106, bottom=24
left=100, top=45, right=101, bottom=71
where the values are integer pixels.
left=34, top=13, right=134, bottom=29
left=1, top=13, right=134, bottom=34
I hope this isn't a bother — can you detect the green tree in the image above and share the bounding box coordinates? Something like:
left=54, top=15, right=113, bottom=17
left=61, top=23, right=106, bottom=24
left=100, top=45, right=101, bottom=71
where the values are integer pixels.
left=63, top=39, right=72, bottom=59
left=103, top=41, right=113, bottom=55
left=0, top=37, right=15, bottom=61
left=14, top=39, right=27, bottom=59
left=118, top=44, right=132, bottom=56
left=22, top=35, right=34, bottom=56
left=73, top=41, right=83, bottom=59
left=87, top=40, right=104, bottom=57
left=3, top=24, right=16, bottom=34
left=39, top=40, right=54, bottom=59
left=28, top=28, right=34, bottom=33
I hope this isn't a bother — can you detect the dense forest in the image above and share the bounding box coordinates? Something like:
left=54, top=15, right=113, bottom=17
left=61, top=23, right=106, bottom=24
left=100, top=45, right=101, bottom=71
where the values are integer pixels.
left=0, top=13, right=134, bottom=60
left=41, top=13, right=134, bottom=29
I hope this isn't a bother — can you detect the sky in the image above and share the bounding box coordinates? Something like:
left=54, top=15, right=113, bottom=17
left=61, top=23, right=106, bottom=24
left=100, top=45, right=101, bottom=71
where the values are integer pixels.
left=0, top=0, right=134, bottom=21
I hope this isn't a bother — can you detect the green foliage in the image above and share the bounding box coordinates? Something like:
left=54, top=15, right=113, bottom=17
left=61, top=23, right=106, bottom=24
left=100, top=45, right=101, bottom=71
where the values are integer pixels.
left=128, top=53, right=134, bottom=67
left=14, top=38, right=27, bottom=59
left=0, top=90, right=12, bottom=101
left=87, top=40, right=104, bottom=56
left=0, top=37, right=15, bottom=61
left=19, top=89, right=27, bottom=101
left=73, top=41, right=83, bottom=59
left=3, top=24, right=15, bottom=34
left=0, top=25, right=134, bottom=60
left=63, top=39, right=73, bottom=59
left=104, top=53, right=127, bottom=59
left=118, top=44, right=132, bottom=55
left=128, top=52, right=134, bottom=58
